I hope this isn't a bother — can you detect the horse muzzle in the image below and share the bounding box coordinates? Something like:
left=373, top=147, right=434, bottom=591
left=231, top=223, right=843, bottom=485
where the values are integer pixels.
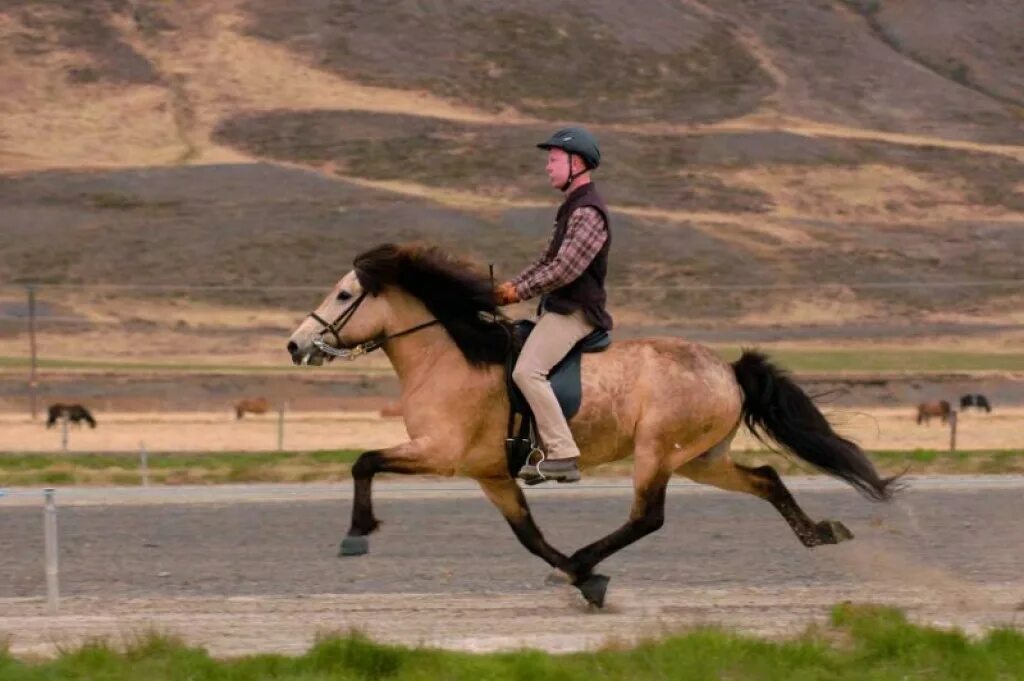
left=287, top=340, right=328, bottom=366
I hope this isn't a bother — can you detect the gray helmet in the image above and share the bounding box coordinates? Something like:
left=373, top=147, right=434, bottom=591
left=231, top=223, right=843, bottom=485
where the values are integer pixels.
left=537, top=127, right=601, bottom=170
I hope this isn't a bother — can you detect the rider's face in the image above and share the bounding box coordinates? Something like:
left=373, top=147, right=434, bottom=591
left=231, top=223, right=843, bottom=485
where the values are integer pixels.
left=545, top=148, right=582, bottom=189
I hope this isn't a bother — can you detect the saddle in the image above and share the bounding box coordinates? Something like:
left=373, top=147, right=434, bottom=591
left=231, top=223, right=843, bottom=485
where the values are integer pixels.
left=504, top=319, right=611, bottom=476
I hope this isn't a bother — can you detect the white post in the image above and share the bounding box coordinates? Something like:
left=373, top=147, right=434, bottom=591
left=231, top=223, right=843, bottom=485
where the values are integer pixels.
left=276, top=402, right=286, bottom=451
left=43, top=488, right=59, bottom=614
left=139, top=441, right=149, bottom=487
left=60, top=415, right=69, bottom=452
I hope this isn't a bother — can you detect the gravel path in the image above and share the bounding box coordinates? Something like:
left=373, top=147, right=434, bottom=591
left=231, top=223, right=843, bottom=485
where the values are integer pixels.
left=2, top=478, right=1022, bottom=656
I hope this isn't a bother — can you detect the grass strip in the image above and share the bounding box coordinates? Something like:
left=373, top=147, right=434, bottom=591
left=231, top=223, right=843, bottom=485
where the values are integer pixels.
left=0, top=450, right=363, bottom=486
left=5, top=348, right=1024, bottom=374
left=711, top=346, right=1024, bottom=373
left=0, top=449, right=1022, bottom=487
left=0, top=605, right=1022, bottom=680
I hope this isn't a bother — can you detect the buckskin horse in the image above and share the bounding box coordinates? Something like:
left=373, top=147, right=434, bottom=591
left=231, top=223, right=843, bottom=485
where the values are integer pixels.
left=286, top=243, right=898, bottom=607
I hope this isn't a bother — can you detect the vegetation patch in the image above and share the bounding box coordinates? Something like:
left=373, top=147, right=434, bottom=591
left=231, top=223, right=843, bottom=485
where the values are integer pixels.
left=2, top=448, right=1022, bottom=487
left=1, top=605, right=1022, bottom=679
left=0, top=450, right=362, bottom=487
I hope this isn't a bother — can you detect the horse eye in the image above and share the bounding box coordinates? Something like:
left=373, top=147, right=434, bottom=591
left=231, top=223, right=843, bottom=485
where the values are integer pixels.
left=337, top=290, right=352, bottom=301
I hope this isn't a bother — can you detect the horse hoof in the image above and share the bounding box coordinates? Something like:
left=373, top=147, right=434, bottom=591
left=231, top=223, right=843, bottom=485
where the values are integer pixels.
left=339, top=535, right=369, bottom=556
left=576, top=574, right=610, bottom=608
left=820, top=520, right=854, bottom=544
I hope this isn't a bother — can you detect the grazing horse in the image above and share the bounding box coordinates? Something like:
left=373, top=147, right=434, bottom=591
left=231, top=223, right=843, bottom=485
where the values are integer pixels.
left=235, top=397, right=270, bottom=419
left=46, top=403, right=97, bottom=428
left=916, top=400, right=951, bottom=425
left=286, top=243, right=898, bottom=607
left=959, top=394, right=992, bottom=413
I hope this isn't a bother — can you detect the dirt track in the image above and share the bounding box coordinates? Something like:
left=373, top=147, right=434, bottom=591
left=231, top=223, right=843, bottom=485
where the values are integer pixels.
left=1, top=479, right=1022, bottom=656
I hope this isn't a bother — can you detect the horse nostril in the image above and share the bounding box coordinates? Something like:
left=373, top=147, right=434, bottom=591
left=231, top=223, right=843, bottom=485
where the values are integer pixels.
left=286, top=341, right=298, bottom=355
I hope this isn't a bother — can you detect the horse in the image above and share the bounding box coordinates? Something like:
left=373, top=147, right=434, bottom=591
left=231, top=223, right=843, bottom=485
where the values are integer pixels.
left=378, top=401, right=403, bottom=418
left=286, top=243, right=899, bottom=607
left=46, top=403, right=97, bottom=428
left=235, top=397, right=270, bottom=419
left=916, top=400, right=951, bottom=425
left=959, top=394, right=992, bottom=413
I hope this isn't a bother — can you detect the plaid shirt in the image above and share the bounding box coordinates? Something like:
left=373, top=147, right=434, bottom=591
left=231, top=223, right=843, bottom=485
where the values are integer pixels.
left=511, top=207, right=608, bottom=300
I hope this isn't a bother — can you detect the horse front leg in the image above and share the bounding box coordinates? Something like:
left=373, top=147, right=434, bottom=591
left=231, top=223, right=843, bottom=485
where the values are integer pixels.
left=477, top=477, right=574, bottom=575
left=341, top=439, right=442, bottom=557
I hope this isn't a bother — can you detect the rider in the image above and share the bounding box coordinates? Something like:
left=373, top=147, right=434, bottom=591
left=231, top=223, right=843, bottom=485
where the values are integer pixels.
left=494, top=126, right=613, bottom=484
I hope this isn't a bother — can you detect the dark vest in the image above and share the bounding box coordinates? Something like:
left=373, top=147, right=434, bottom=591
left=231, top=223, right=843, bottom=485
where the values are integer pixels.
left=542, top=183, right=613, bottom=330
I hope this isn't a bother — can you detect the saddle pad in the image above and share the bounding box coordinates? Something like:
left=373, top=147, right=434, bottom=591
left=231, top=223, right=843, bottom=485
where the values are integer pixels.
left=507, top=319, right=610, bottom=421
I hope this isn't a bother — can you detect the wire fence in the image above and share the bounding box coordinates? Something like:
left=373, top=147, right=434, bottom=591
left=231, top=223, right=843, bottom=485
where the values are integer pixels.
left=0, top=280, right=1021, bottom=452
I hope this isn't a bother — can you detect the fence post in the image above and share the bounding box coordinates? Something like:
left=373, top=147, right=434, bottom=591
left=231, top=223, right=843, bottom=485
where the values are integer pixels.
left=43, top=488, right=59, bottom=614
left=60, top=415, right=69, bottom=452
left=27, top=285, right=39, bottom=420
left=949, top=410, right=958, bottom=452
left=139, top=441, right=150, bottom=487
left=277, top=402, right=286, bottom=451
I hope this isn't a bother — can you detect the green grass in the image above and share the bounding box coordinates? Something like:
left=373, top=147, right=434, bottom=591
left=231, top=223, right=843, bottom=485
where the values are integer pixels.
left=712, top=346, right=1024, bottom=373
left=0, top=450, right=363, bottom=486
left=1, top=605, right=1022, bottom=680
left=1, top=449, right=1022, bottom=487
left=732, top=449, right=1024, bottom=476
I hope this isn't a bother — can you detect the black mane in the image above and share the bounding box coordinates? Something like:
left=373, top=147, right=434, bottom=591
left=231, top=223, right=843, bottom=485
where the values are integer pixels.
left=353, top=243, right=512, bottom=366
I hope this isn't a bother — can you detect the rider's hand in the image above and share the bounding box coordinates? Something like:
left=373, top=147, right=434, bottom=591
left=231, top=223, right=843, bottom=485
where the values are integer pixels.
left=494, top=282, right=521, bottom=306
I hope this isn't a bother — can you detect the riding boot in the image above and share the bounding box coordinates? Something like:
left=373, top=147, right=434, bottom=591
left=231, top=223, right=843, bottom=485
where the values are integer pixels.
left=518, top=456, right=581, bottom=485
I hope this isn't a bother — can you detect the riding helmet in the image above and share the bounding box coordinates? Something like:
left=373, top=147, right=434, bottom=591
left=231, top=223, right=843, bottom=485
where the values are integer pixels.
left=536, top=127, right=601, bottom=170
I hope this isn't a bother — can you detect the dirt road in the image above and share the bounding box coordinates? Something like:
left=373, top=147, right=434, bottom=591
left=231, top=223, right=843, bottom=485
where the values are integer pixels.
left=1, top=478, right=1022, bottom=656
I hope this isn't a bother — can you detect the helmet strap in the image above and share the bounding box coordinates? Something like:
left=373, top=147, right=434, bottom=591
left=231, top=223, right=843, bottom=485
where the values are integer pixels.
left=559, top=153, right=586, bottom=192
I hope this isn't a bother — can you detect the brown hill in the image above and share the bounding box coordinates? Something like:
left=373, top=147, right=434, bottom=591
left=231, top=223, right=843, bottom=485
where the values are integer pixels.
left=1, top=0, right=1022, bottom=337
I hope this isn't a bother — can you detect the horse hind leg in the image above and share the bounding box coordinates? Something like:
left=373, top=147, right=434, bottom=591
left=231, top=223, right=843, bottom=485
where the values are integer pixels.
left=679, top=441, right=853, bottom=548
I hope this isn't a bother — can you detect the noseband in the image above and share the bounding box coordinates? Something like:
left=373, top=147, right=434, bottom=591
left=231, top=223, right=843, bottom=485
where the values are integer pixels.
left=307, top=291, right=441, bottom=361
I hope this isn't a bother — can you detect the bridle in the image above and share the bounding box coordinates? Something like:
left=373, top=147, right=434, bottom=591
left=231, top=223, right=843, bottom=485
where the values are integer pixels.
left=307, top=291, right=441, bottom=361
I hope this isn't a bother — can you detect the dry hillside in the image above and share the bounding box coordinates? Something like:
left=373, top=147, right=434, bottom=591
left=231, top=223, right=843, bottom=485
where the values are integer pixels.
left=1, top=0, right=1022, bottom=336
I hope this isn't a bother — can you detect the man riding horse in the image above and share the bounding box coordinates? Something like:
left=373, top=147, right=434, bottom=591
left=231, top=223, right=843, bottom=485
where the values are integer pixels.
left=494, top=126, right=610, bottom=484
left=286, top=130, right=898, bottom=608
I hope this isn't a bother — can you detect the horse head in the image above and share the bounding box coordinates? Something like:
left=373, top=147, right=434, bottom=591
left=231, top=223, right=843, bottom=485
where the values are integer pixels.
left=287, top=269, right=391, bottom=366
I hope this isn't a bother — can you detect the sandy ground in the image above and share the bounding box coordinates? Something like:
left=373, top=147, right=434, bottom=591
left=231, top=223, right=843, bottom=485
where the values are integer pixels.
left=1, top=480, right=1022, bottom=657
left=1, top=407, right=1021, bottom=453
left=0, top=411, right=408, bottom=452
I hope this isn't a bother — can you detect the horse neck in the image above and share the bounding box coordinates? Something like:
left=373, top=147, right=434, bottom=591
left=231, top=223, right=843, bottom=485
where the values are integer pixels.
left=379, top=293, right=464, bottom=395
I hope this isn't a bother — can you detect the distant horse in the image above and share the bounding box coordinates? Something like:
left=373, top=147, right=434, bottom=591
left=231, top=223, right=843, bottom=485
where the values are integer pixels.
left=959, top=394, right=992, bottom=413
left=46, top=403, right=97, bottom=428
left=378, top=401, right=403, bottom=418
left=235, top=397, right=270, bottom=419
left=916, top=400, right=951, bottom=425
left=286, top=243, right=899, bottom=608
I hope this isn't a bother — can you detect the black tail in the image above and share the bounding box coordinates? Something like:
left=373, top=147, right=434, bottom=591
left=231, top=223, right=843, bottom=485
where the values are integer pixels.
left=732, top=350, right=900, bottom=501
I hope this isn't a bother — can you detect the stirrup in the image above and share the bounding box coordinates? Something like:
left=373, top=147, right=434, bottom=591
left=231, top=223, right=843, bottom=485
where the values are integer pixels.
left=519, top=447, right=548, bottom=483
